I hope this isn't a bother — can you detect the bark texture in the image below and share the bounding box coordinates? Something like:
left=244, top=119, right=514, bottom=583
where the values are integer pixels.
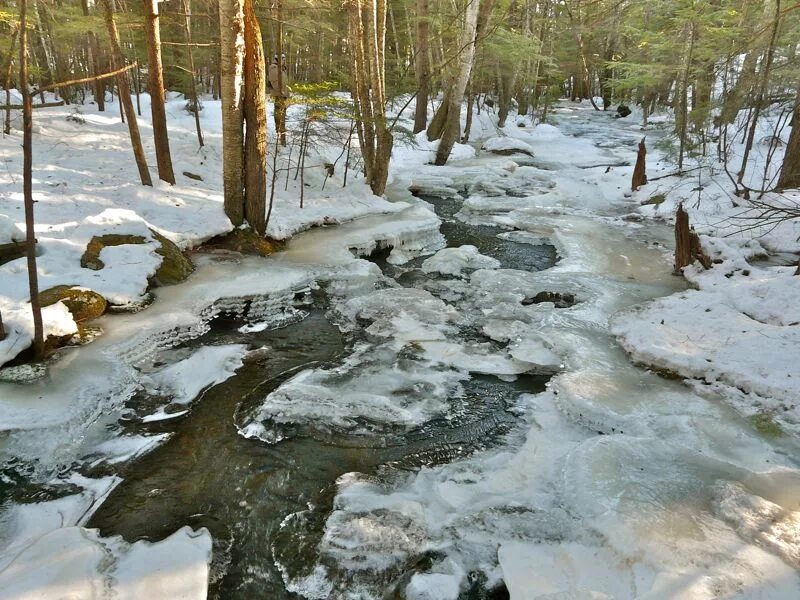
left=218, top=0, right=245, bottom=225
left=413, top=0, right=430, bottom=134
left=631, top=137, right=647, bottom=191
left=674, top=204, right=711, bottom=274
left=99, top=0, right=152, bottom=186
left=243, top=0, right=267, bottom=234
left=143, top=0, right=175, bottom=183
left=19, top=0, right=45, bottom=358
left=777, top=88, right=800, bottom=190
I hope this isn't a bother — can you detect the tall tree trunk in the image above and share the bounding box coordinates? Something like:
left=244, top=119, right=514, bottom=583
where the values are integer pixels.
left=778, top=88, right=800, bottom=190
left=243, top=0, right=267, bottom=234
left=432, top=0, right=480, bottom=165
left=3, top=28, right=18, bottom=135
left=19, top=0, right=45, bottom=359
left=89, top=33, right=105, bottom=111
left=99, top=0, right=153, bottom=186
left=182, top=0, right=204, bottom=147
left=737, top=0, right=781, bottom=189
left=218, top=0, right=245, bottom=225
left=143, top=0, right=175, bottom=184
left=413, top=0, right=430, bottom=134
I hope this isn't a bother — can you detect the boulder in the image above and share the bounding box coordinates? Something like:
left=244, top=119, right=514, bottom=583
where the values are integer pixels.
left=80, top=234, right=148, bottom=270
left=150, top=231, right=194, bottom=286
left=39, top=285, right=107, bottom=322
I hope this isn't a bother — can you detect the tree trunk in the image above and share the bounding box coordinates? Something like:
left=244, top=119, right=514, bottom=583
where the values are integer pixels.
left=413, top=0, right=430, bottom=134
left=3, top=28, right=17, bottom=135
left=143, top=0, right=175, bottom=184
left=737, top=0, right=781, bottom=189
left=674, top=203, right=711, bottom=274
left=19, top=0, right=45, bottom=359
left=182, top=0, right=204, bottom=147
left=218, top=0, right=245, bottom=225
left=99, top=0, right=152, bottom=186
left=432, top=0, right=480, bottom=165
left=89, top=33, right=106, bottom=111
left=631, top=137, right=647, bottom=191
left=777, top=88, right=800, bottom=190
left=243, top=0, right=267, bottom=234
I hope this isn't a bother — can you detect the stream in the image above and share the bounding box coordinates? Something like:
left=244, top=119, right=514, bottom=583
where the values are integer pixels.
left=3, top=105, right=798, bottom=599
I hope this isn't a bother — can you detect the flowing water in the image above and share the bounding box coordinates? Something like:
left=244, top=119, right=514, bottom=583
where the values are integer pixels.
left=82, top=173, right=557, bottom=598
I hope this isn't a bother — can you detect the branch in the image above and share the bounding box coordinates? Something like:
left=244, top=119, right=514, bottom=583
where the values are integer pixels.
left=31, top=62, right=137, bottom=96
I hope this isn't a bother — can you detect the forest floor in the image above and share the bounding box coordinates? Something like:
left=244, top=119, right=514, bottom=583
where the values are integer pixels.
left=0, top=96, right=798, bottom=598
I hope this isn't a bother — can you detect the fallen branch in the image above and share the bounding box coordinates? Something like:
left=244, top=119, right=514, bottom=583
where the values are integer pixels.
left=0, top=100, right=65, bottom=109
left=30, top=62, right=137, bottom=96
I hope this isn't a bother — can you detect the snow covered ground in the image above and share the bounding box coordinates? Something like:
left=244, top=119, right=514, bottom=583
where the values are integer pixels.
left=0, top=92, right=798, bottom=599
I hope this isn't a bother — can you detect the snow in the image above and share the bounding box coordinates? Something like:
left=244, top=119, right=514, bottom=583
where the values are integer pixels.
left=482, top=135, right=535, bottom=156
left=421, top=245, right=500, bottom=276
left=0, top=93, right=404, bottom=366
left=1, top=93, right=799, bottom=599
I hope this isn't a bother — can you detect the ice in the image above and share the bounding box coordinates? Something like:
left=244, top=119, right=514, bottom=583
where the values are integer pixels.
left=482, top=135, right=535, bottom=156
left=0, top=526, right=212, bottom=600
left=142, top=343, right=248, bottom=408
left=405, top=573, right=461, bottom=600
left=421, top=245, right=500, bottom=276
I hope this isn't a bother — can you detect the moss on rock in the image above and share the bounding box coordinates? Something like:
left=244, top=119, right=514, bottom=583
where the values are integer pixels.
left=200, top=228, right=285, bottom=257
left=81, top=234, right=148, bottom=270
left=150, top=231, right=194, bottom=286
left=750, top=412, right=783, bottom=437
left=39, top=285, right=107, bottom=322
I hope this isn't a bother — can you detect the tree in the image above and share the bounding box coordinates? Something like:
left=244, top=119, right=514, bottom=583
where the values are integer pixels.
left=19, top=0, right=45, bottom=359
left=98, top=0, right=152, bottom=186
left=243, top=0, right=267, bottom=234
left=218, top=0, right=245, bottom=226
left=427, top=0, right=482, bottom=166
left=143, top=0, right=175, bottom=184
left=777, top=88, right=800, bottom=190
left=347, top=0, right=393, bottom=196
left=413, top=0, right=430, bottom=134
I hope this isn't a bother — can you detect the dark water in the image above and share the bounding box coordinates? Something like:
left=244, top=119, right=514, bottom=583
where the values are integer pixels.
left=82, top=183, right=559, bottom=598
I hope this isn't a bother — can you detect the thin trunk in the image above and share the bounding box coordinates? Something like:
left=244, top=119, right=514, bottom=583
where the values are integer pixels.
left=143, top=0, right=175, bottom=184
left=89, top=33, right=106, bottom=111
left=182, top=0, right=204, bottom=147
left=413, top=0, right=430, bottom=134
left=677, top=22, right=695, bottom=172
left=19, top=0, right=45, bottom=359
left=218, top=0, right=245, bottom=225
left=243, top=0, right=267, bottom=234
left=3, top=28, right=18, bottom=135
left=778, top=88, right=800, bottom=190
left=433, top=0, right=481, bottom=165
left=737, top=0, right=781, bottom=189
left=99, top=0, right=152, bottom=186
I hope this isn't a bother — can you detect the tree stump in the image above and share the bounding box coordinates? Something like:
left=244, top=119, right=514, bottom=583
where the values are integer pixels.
left=674, top=203, right=711, bottom=274
left=631, top=137, right=647, bottom=191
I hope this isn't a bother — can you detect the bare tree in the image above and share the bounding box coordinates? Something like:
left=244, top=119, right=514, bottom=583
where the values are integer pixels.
left=19, top=0, right=45, bottom=358
left=98, top=0, right=152, bottom=186
left=778, top=88, right=800, bottom=190
left=413, top=0, right=430, bottom=134
left=143, top=0, right=176, bottom=184
left=243, top=0, right=267, bottom=234
left=218, top=0, right=245, bottom=225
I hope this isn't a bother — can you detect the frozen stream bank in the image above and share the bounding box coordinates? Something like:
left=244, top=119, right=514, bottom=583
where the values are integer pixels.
left=1, top=104, right=799, bottom=599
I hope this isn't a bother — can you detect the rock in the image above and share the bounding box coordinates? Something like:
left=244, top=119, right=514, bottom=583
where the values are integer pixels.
left=0, top=363, right=48, bottom=384
left=521, top=291, right=576, bottom=308
left=0, top=241, right=27, bottom=265
left=80, top=230, right=193, bottom=287
left=616, top=105, right=632, bottom=118
left=200, top=228, right=284, bottom=257
left=150, top=231, right=194, bottom=286
left=80, top=234, right=148, bottom=270
left=39, top=285, right=107, bottom=322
